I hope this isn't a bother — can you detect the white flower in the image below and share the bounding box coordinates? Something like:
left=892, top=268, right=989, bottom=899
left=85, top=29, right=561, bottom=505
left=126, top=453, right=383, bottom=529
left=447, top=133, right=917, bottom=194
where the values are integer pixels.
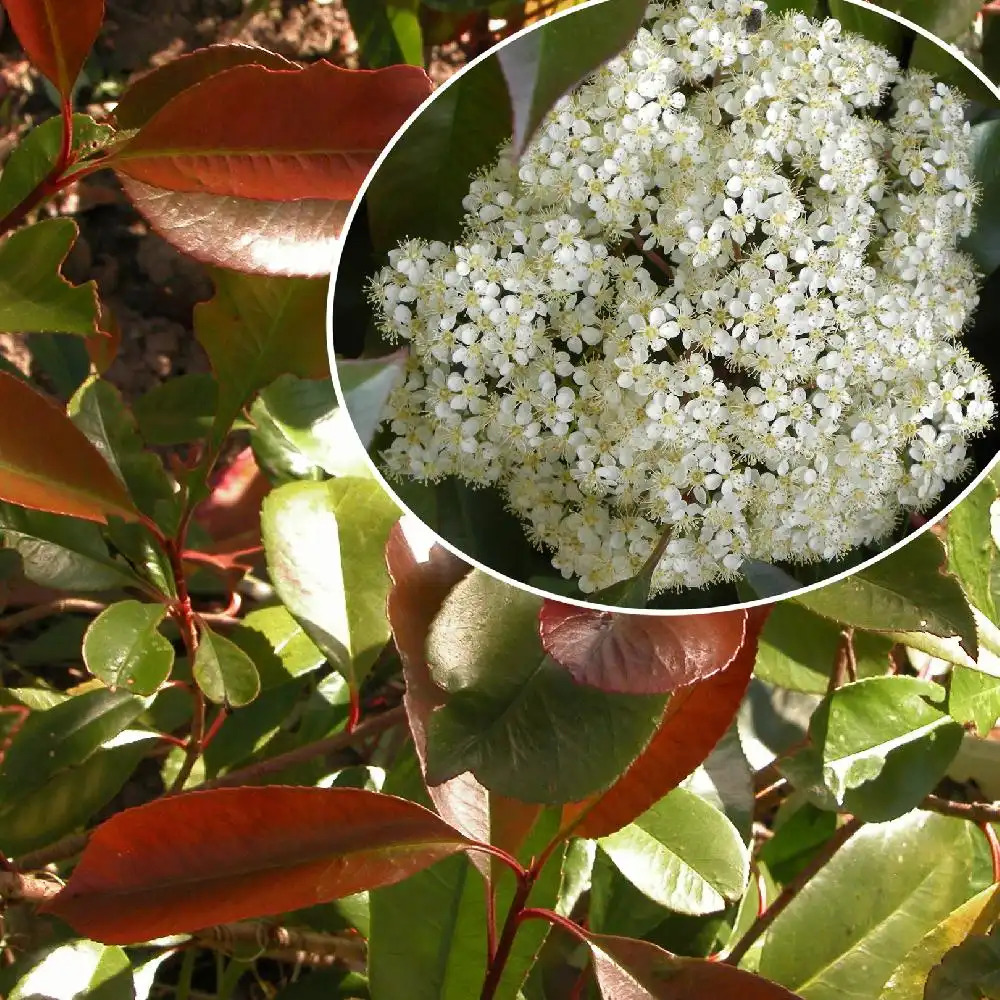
left=366, top=0, right=993, bottom=595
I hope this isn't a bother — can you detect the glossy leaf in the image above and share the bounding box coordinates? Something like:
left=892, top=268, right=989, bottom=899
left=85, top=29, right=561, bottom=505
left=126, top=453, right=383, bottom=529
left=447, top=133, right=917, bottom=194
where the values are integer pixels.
left=584, top=932, right=804, bottom=999
left=947, top=477, right=1000, bottom=626
left=367, top=56, right=512, bottom=250
left=0, top=218, right=101, bottom=336
left=114, top=44, right=296, bottom=129
left=113, top=61, right=430, bottom=200
left=758, top=812, right=980, bottom=1000
left=68, top=377, right=178, bottom=528
left=796, top=531, right=978, bottom=658
left=0, top=114, right=114, bottom=223
left=338, top=354, right=407, bottom=448
left=0, top=503, right=138, bottom=591
left=44, top=787, right=475, bottom=944
left=424, top=571, right=666, bottom=804
left=0, top=688, right=147, bottom=806
left=8, top=939, right=132, bottom=1000
left=229, top=605, right=326, bottom=690
left=4, top=0, right=105, bottom=98
left=132, top=373, right=219, bottom=446
left=0, top=735, right=154, bottom=857
left=121, top=176, right=350, bottom=277
left=598, top=786, right=749, bottom=916
left=964, top=122, right=1000, bottom=290
left=497, top=0, right=649, bottom=155
left=570, top=607, right=768, bottom=838
left=880, top=885, right=1000, bottom=999
left=925, top=935, right=1000, bottom=999
left=261, top=478, right=401, bottom=690
left=343, top=0, right=423, bottom=68
left=193, top=623, right=261, bottom=708
left=83, top=600, right=174, bottom=696
left=193, top=270, right=329, bottom=440
left=0, top=371, right=141, bottom=525
left=949, top=666, right=1000, bottom=736
left=539, top=601, right=747, bottom=694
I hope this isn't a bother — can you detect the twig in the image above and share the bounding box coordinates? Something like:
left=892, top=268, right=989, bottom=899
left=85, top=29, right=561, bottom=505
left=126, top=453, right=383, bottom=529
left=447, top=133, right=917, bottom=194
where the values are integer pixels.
left=842, top=628, right=857, bottom=682
left=921, top=794, right=1000, bottom=825
left=193, top=921, right=366, bottom=972
left=0, top=598, right=107, bottom=634
left=192, top=704, right=407, bottom=791
left=14, top=831, right=89, bottom=871
left=725, top=816, right=863, bottom=966
left=0, top=870, right=64, bottom=903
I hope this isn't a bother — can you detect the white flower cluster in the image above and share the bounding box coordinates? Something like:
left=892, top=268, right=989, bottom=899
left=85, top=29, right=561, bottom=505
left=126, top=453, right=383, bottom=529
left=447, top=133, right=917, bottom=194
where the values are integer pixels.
left=368, top=0, right=993, bottom=594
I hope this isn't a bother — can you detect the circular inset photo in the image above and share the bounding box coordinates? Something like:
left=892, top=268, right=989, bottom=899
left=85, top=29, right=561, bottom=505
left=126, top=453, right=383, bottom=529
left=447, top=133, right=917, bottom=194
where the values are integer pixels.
left=329, top=0, right=1000, bottom=611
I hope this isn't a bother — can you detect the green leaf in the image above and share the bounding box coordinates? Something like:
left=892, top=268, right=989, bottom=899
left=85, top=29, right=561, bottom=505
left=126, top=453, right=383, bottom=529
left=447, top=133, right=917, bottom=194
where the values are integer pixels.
left=796, top=531, right=978, bottom=658
left=926, top=935, right=1000, bottom=999
left=950, top=667, right=1000, bottom=736
left=0, top=114, right=115, bottom=223
left=0, top=688, right=148, bottom=807
left=68, top=377, right=178, bottom=531
left=367, top=56, right=512, bottom=249
left=497, top=0, right=649, bottom=155
left=0, top=218, right=100, bottom=336
left=9, top=939, right=133, bottom=1000
left=338, top=355, right=407, bottom=449
left=0, top=502, right=138, bottom=591
left=0, top=734, right=154, bottom=857
left=228, top=605, right=326, bottom=690
left=880, top=885, right=1000, bottom=999
left=133, top=373, right=220, bottom=446
left=193, top=270, right=329, bottom=443
left=343, top=0, right=423, bottom=68
left=963, top=121, right=1000, bottom=275
left=83, top=600, right=175, bottom=696
left=598, top=786, right=749, bottom=916
left=757, top=811, right=980, bottom=999
left=755, top=603, right=893, bottom=694
left=193, top=623, right=261, bottom=708
left=261, top=478, right=401, bottom=690
left=423, top=571, right=665, bottom=803
left=948, top=477, right=1000, bottom=626
left=758, top=801, right=838, bottom=885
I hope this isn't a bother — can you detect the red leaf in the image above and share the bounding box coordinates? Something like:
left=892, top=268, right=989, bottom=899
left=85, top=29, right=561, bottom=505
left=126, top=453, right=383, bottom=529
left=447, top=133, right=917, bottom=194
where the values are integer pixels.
left=586, top=933, right=803, bottom=999
left=568, top=607, right=770, bottom=839
left=385, top=520, right=542, bottom=860
left=0, top=371, right=140, bottom=525
left=119, top=177, right=347, bottom=277
left=539, top=604, right=747, bottom=695
left=4, top=0, right=104, bottom=99
left=194, top=446, right=269, bottom=546
left=114, top=44, right=297, bottom=131
left=112, top=61, right=432, bottom=202
left=43, top=786, right=474, bottom=944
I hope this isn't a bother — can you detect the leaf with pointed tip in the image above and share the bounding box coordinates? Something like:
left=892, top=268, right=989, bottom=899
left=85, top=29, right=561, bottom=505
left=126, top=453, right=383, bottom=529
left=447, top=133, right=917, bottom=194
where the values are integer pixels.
left=598, top=786, right=749, bottom=916
left=261, top=478, right=401, bottom=691
left=4, top=0, right=105, bottom=99
left=947, top=476, right=1000, bottom=627
left=43, top=787, right=476, bottom=944
left=583, top=933, right=804, bottom=999
left=567, top=608, right=769, bottom=839
left=539, top=602, right=746, bottom=694
left=796, top=531, right=978, bottom=658
left=424, top=571, right=666, bottom=804
left=0, top=371, right=141, bottom=525
left=758, top=812, right=980, bottom=999
left=0, top=503, right=138, bottom=591
left=0, top=218, right=101, bottom=336
left=83, top=600, right=174, bottom=696
left=497, top=0, right=649, bottom=156
left=193, top=623, right=261, bottom=708
left=880, top=885, right=1000, bottom=999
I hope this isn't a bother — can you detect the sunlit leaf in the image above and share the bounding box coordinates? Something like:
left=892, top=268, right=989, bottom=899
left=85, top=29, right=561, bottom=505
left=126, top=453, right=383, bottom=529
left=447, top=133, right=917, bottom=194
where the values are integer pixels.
left=83, top=600, right=174, bottom=696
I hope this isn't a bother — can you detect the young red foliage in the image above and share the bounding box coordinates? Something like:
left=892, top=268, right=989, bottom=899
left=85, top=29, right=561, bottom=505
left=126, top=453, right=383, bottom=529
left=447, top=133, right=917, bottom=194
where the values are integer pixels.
left=111, top=61, right=433, bottom=202
left=0, top=371, right=141, bottom=525
left=564, top=606, right=770, bottom=839
left=43, top=786, right=474, bottom=944
left=585, top=932, right=803, bottom=999
left=4, top=0, right=105, bottom=100
left=539, top=603, right=747, bottom=695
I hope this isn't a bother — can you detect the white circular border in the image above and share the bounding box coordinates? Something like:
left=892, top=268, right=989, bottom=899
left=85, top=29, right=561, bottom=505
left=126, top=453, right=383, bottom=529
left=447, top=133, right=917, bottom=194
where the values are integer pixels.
left=326, top=0, right=1000, bottom=617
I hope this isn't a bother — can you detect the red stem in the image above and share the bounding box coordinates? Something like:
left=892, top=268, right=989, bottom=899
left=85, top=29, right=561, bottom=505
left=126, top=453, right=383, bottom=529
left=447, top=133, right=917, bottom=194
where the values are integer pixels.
left=201, top=707, right=229, bottom=751
left=346, top=686, right=362, bottom=735
left=480, top=877, right=533, bottom=1000
left=517, top=907, right=588, bottom=941
left=569, top=960, right=591, bottom=1000
left=980, top=822, right=1000, bottom=884
left=486, top=882, right=498, bottom=962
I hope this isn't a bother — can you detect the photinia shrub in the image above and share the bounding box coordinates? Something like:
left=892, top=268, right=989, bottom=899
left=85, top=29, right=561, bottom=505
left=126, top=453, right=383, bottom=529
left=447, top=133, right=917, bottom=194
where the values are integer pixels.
left=0, top=1, right=1000, bottom=999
